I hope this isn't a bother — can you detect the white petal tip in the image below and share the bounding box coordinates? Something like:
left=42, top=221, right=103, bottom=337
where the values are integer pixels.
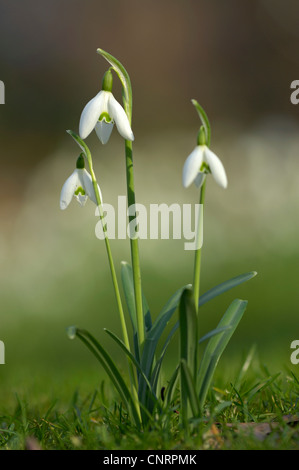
left=60, top=200, right=68, bottom=210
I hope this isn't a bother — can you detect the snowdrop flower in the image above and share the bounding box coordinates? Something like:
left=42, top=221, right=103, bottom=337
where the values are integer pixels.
left=79, top=69, right=134, bottom=144
left=182, top=127, right=227, bottom=189
left=60, top=154, right=102, bottom=210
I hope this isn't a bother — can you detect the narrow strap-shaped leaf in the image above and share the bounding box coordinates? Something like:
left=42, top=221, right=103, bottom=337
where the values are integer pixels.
left=181, top=359, right=200, bottom=418
left=179, top=288, right=198, bottom=422
left=140, top=285, right=189, bottom=387
left=198, top=325, right=232, bottom=345
left=121, top=262, right=152, bottom=334
left=197, top=299, right=248, bottom=410
left=121, top=262, right=138, bottom=333
left=139, top=285, right=189, bottom=409
left=104, top=328, right=158, bottom=407
left=151, top=322, right=179, bottom=393
left=179, top=287, right=198, bottom=378
left=163, top=365, right=180, bottom=409
left=191, top=100, right=211, bottom=146
left=121, top=262, right=152, bottom=363
left=198, top=271, right=257, bottom=308
left=74, top=328, right=141, bottom=427
left=97, top=48, right=132, bottom=122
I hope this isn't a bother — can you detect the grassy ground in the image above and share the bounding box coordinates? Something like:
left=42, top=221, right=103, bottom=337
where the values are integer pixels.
left=1, top=356, right=299, bottom=450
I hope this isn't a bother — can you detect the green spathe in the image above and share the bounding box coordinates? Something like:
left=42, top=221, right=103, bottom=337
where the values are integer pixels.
left=76, top=153, right=85, bottom=169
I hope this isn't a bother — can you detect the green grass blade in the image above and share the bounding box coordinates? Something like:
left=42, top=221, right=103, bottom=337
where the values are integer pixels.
left=197, top=299, right=248, bottom=410
left=198, top=271, right=257, bottom=308
left=234, top=344, right=257, bottom=390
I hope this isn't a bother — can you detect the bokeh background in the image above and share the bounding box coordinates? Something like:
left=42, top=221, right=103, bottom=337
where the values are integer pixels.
left=1, top=0, right=299, bottom=404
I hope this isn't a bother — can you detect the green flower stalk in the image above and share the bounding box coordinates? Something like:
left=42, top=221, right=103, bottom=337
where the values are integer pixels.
left=183, top=101, right=227, bottom=311
left=96, top=49, right=145, bottom=349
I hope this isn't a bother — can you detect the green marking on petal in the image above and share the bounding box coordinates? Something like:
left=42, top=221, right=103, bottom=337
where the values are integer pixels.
left=200, top=162, right=210, bottom=173
left=99, top=112, right=112, bottom=123
left=75, top=186, right=86, bottom=196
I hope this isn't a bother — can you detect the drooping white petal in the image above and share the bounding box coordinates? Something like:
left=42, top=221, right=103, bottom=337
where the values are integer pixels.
left=194, top=172, right=206, bottom=188
left=80, top=169, right=103, bottom=206
left=60, top=170, right=80, bottom=210
left=204, top=147, right=228, bottom=189
left=107, top=93, right=134, bottom=141
left=95, top=120, right=114, bottom=144
left=182, top=146, right=204, bottom=188
left=79, top=91, right=105, bottom=139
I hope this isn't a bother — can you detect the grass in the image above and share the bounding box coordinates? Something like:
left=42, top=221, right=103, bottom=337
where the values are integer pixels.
left=1, top=357, right=299, bottom=450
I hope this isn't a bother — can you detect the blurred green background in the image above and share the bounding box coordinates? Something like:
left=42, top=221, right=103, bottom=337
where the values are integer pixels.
left=1, top=0, right=299, bottom=404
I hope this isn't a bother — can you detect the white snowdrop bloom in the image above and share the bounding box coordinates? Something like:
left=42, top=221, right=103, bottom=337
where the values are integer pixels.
left=60, top=156, right=102, bottom=210
left=79, top=70, right=134, bottom=143
left=182, top=145, right=227, bottom=189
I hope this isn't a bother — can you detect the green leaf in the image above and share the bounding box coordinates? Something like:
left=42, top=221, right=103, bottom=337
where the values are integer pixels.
left=163, top=365, right=180, bottom=409
left=121, top=262, right=138, bottom=333
left=104, top=328, right=157, bottom=407
left=179, top=288, right=198, bottom=422
left=191, top=100, right=211, bottom=146
left=151, top=323, right=178, bottom=392
left=139, top=285, right=189, bottom=408
left=179, top=287, right=198, bottom=378
left=121, top=262, right=152, bottom=362
left=198, top=325, right=232, bottom=345
left=97, top=48, right=132, bottom=121
left=198, top=271, right=257, bottom=308
left=140, top=285, right=189, bottom=378
left=197, top=299, right=248, bottom=410
left=234, top=344, right=257, bottom=390
left=180, top=359, right=200, bottom=418
left=73, top=328, right=141, bottom=428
